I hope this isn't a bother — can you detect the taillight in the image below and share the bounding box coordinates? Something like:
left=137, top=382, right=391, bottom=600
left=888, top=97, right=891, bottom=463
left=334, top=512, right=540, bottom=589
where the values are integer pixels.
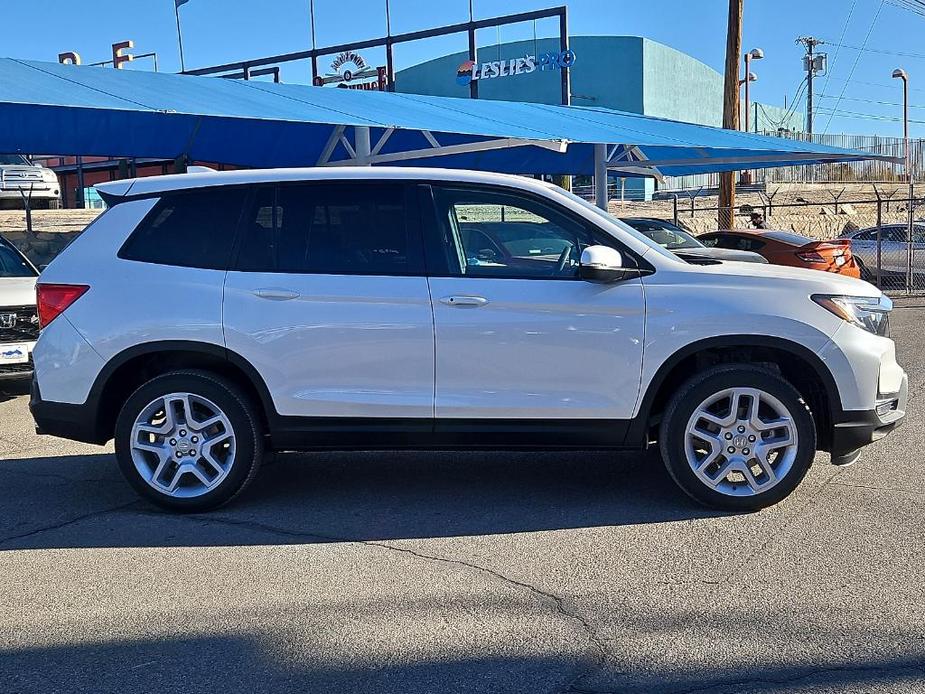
left=796, top=250, right=826, bottom=263
left=36, top=283, right=89, bottom=328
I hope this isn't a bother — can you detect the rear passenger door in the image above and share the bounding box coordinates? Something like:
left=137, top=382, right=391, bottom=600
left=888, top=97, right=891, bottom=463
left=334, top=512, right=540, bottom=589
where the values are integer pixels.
left=223, top=182, right=435, bottom=419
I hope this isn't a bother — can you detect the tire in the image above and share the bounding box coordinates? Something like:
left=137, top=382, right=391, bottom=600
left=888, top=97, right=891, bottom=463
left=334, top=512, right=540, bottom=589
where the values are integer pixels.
left=659, top=364, right=816, bottom=512
left=114, top=370, right=263, bottom=512
left=856, top=258, right=873, bottom=283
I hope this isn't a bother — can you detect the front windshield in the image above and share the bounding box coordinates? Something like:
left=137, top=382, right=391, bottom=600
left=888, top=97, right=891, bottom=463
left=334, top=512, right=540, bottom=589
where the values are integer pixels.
left=623, top=220, right=702, bottom=250
left=0, top=242, right=37, bottom=277
left=0, top=154, right=30, bottom=166
left=548, top=185, right=681, bottom=262
left=660, top=229, right=701, bottom=250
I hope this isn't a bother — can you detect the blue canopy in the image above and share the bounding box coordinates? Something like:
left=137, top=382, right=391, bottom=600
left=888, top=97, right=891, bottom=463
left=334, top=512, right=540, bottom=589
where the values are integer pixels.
left=0, top=58, right=896, bottom=177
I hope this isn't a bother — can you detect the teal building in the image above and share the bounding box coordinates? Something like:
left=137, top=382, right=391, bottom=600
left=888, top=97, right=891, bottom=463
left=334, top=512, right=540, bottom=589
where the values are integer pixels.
left=395, top=36, right=802, bottom=197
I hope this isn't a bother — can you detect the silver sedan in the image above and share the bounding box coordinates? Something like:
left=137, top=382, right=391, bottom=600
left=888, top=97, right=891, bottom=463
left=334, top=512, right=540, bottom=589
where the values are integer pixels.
left=840, top=223, right=925, bottom=289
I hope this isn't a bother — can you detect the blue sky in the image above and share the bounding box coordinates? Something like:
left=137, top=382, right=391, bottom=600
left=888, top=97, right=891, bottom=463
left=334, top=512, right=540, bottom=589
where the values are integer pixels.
left=6, top=0, right=925, bottom=137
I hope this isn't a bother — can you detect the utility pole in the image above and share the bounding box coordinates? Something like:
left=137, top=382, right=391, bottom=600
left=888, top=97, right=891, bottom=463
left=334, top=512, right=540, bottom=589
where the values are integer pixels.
left=718, top=0, right=743, bottom=229
left=797, top=37, right=824, bottom=135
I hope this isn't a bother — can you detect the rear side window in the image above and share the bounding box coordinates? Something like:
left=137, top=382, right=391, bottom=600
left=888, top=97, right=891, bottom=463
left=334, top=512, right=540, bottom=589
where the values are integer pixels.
left=119, top=188, right=245, bottom=270
left=234, top=183, right=423, bottom=275
left=0, top=241, right=36, bottom=277
left=706, top=234, right=766, bottom=252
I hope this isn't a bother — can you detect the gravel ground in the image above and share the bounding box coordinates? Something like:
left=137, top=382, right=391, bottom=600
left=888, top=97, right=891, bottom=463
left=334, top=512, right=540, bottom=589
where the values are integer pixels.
left=1, top=302, right=924, bottom=693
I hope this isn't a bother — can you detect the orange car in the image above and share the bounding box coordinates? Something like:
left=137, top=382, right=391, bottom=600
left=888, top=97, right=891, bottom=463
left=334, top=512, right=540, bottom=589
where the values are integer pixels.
left=697, top=230, right=861, bottom=278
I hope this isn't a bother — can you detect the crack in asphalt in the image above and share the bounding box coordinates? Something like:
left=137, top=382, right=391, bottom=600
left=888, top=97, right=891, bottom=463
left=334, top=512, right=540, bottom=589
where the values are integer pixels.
left=719, top=467, right=841, bottom=582
left=665, top=660, right=925, bottom=694
left=0, top=500, right=138, bottom=547
left=134, top=511, right=614, bottom=694
left=830, top=480, right=925, bottom=498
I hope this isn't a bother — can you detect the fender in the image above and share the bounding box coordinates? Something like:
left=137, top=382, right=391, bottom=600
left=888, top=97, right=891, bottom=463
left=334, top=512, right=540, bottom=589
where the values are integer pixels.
left=626, top=334, right=842, bottom=445
left=86, top=339, right=278, bottom=420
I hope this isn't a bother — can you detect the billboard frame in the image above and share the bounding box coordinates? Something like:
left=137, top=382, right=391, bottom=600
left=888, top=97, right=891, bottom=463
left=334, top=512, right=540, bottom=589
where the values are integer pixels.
left=184, top=5, right=571, bottom=105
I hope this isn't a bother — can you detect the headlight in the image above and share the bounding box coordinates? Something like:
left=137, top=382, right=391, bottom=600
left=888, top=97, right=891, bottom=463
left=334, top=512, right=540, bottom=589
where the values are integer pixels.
left=812, top=294, right=891, bottom=336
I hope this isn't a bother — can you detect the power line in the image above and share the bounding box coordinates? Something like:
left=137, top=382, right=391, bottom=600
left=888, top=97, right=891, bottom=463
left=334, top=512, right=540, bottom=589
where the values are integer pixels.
left=821, top=0, right=886, bottom=135
left=887, top=0, right=925, bottom=17
left=817, top=92, right=925, bottom=110
left=823, top=75, right=925, bottom=93
left=820, top=39, right=925, bottom=60
left=815, top=106, right=925, bottom=124
left=819, top=0, right=858, bottom=100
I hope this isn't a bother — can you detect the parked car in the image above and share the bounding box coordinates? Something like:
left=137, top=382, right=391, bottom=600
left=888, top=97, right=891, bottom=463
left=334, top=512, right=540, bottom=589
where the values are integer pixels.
left=839, top=223, right=925, bottom=289
left=0, top=235, right=39, bottom=378
left=620, top=217, right=766, bottom=264
left=0, top=154, right=61, bottom=210
left=30, top=168, right=906, bottom=513
left=698, top=230, right=861, bottom=278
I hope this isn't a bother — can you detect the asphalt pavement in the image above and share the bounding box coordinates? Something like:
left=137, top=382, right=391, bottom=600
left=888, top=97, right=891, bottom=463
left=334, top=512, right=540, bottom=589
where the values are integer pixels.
left=2, top=301, right=925, bottom=693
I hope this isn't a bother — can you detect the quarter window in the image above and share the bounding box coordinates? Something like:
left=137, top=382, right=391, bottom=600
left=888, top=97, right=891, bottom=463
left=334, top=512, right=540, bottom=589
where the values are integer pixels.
left=235, top=183, right=421, bottom=275
left=119, top=188, right=245, bottom=270
left=433, top=187, right=595, bottom=279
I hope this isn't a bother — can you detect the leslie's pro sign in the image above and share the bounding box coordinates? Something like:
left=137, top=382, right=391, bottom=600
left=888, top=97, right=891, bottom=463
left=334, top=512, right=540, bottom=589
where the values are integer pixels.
left=456, top=50, right=576, bottom=86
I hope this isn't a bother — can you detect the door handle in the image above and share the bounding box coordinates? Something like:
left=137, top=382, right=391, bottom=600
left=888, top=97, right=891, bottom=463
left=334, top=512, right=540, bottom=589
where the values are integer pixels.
left=440, top=295, right=488, bottom=307
left=254, top=288, right=300, bottom=301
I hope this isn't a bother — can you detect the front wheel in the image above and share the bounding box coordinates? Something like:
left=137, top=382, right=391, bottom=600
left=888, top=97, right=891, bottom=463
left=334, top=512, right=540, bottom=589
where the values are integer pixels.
left=114, top=370, right=263, bottom=512
left=659, top=365, right=816, bottom=511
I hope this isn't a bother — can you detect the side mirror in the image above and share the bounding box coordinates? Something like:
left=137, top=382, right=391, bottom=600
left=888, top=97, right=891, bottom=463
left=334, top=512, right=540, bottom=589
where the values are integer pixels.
left=579, top=245, right=625, bottom=283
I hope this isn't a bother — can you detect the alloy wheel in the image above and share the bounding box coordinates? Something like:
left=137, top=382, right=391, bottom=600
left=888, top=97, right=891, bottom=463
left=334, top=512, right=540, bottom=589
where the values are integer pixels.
left=129, top=392, right=236, bottom=498
left=684, top=387, right=799, bottom=497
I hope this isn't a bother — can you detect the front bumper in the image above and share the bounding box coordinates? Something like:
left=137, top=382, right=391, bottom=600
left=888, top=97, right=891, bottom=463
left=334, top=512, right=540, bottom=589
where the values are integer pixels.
left=0, top=188, right=58, bottom=201
left=830, top=373, right=908, bottom=461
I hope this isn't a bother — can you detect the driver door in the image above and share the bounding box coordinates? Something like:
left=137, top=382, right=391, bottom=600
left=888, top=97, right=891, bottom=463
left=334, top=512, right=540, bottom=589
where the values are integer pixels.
left=425, top=185, right=646, bottom=421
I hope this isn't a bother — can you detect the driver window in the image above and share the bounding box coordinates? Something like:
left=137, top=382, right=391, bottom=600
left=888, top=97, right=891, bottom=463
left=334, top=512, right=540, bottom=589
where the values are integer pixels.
left=434, top=187, right=593, bottom=279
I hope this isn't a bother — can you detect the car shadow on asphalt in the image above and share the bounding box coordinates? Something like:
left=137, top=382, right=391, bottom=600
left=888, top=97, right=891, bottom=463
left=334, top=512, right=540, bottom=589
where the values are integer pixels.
left=0, top=376, right=29, bottom=403
left=3, top=632, right=924, bottom=694
left=0, top=447, right=730, bottom=550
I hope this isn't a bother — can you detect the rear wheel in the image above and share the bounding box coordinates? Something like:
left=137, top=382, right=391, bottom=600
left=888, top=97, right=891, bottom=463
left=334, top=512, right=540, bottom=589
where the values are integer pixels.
left=114, top=370, right=263, bottom=512
left=659, top=365, right=816, bottom=511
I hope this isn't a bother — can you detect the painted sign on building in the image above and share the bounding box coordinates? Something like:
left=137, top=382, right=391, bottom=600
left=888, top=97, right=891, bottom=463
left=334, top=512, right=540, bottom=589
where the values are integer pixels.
left=314, top=50, right=389, bottom=91
left=456, top=49, right=576, bottom=86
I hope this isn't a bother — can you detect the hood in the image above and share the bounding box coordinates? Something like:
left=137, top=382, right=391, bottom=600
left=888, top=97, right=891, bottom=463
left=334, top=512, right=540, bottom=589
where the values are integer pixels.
left=0, top=276, right=37, bottom=307
left=689, top=257, right=880, bottom=297
left=675, top=247, right=767, bottom=264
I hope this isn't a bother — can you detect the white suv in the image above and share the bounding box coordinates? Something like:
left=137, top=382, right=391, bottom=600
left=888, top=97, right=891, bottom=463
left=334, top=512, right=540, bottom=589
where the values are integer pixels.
left=29, top=168, right=907, bottom=512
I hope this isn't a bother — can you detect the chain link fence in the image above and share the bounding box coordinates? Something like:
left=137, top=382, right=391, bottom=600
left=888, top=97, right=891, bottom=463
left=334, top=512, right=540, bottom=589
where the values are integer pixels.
left=577, top=182, right=924, bottom=295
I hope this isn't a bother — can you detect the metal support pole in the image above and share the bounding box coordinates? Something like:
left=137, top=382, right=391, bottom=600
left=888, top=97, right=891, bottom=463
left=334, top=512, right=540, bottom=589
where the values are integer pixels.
left=906, top=80, right=914, bottom=292
left=175, top=2, right=187, bottom=73
left=355, top=126, right=372, bottom=165
left=385, top=0, right=395, bottom=91
left=19, top=185, right=33, bottom=235
left=559, top=9, right=570, bottom=106
left=744, top=52, right=751, bottom=133
left=75, top=155, right=85, bottom=209
left=876, top=198, right=883, bottom=289
left=468, top=28, right=479, bottom=99
left=594, top=143, right=608, bottom=210
left=672, top=194, right=679, bottom=225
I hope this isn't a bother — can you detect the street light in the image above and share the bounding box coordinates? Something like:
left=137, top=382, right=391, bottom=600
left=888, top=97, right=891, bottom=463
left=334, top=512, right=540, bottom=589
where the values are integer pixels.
left=741, top=48, right=764, bottom=133
left=893, top=68, right=914, bottom=290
